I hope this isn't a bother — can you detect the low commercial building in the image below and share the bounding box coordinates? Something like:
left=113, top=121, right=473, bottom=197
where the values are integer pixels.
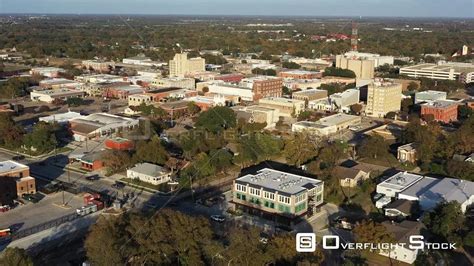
left=232, top=168, right=324, bottom=224
left=233, top=106, right=280, bottom=128
left=80, top=151, right=106, bottom=171
left=400, top=62, right=474, bottom=83
left=291, top=114, right=361, bottom=136
left=215, top=73, right=245, bottom=83
left=39, top=111, right=84, bottom=125
left=292, top=88, right=327, bottom=102
left=128, top=94, right=154, bottom=107
left=0, top=161, right=36, bottom=205
left=283, top=79, right=323, bottom=90
left=105, top=137, right=134, bottom=151
left=75, top=74, right=126, bottom=84
left=258, top=97, right=305, bottom=117
left=152, top=77, right=196, bottom=90
left=341, top=51, right=394, bottom=67
left=278, top=70, right=322, bottom=79
left=376, top=172, right=424, bottom=198
left=30, top=88, right=85, bottom=103
left=69, top=113, right=139, bottom=141
left=184, top=95, right=226, bottom=111
left=397, top=143, right=417, bottom=164
left=208, top=83, right=254, bottom=102
left=82, top=60, right=115, bottom=72
left=39, top=78, right=82, bottom=89
left=103, top=84, right=144, bottom=100
left=420, top=100, right=459, bottom=123
left=414, top=90, right=447, bottom=104
left=398, top=177, right=474, bottom=213
left=329, top=89, right=360, bottom=112
left=122, top=55, right=164, bottom=67
left=127, top=163, right=171, bottom=186
left=30, top=67, right=65, bottom=78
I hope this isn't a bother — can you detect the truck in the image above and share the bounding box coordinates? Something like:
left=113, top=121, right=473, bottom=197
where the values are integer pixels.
left=76, top=204, right=98, bottom=216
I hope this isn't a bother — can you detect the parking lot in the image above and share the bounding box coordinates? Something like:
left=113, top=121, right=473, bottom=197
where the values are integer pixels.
left=0, top=191, right=84, bottom=232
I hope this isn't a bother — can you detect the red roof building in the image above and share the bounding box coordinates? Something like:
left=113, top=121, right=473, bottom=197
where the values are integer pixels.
left=105, top=137, right=134, bottom=151
left=421, top=100, right=459, bottom=123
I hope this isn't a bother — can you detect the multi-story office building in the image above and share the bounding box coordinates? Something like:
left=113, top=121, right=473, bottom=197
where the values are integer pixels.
left=400, top=62, right=474, bottom=83
left=240, top=76, right=283, bottom=101
left=232, top=168, right=324, bottom=223
left=258, top=97, right=305, bottom=117
left=341, top=52, right=394, bottom=67
left=365, top=81, right=402, bottom=118
left=169, top=53, right=205, bottom=77
left=420, top=100, right=459, bottom=123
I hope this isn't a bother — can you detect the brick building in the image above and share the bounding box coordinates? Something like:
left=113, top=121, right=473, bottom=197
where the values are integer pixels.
left=215, top=73, right=245, bottom=83
left=0, top=161, right=36, bottom=205
left=240, top=76, right=283, bottom=101
left=105, top=137, right=135, bottom=151
left=421, top=100, right=459, bottom=123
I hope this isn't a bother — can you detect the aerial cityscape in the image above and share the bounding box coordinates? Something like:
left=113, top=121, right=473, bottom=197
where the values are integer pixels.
left=0, top=1, right=473, bottom=265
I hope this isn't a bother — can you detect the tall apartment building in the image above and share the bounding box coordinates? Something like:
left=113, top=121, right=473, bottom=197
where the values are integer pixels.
left=232, top=168, right=324, bottom=223
left=335, top=53, right=379, bottom=79
left=240, top=76, right=283, bottom=101
left=0, top=161, right=36, bottom=205
left=169, top=53, right=205, bottom=77
left=366, top=81, right=402, bottom=118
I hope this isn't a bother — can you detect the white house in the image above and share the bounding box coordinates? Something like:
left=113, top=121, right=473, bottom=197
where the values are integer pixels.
left=127, top=163, right=171, bottom=186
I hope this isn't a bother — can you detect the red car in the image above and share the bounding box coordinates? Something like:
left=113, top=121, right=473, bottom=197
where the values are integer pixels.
left=0, top=205, right=11, bottom=213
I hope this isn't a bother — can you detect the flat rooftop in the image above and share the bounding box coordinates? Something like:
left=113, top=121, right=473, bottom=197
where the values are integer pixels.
left=293, top=88, right=327, bottom=96
left=317, top=113, right=361, bottom=127
left=400, top=177, right=474, bottom=204
left=401, top=62, right=474, bottom=73
left=280, top=70, right=320, bottom=74
left=32, top=88, right=84, bottom=96
left=378, top=172, right=424, bottom=191
left=422, top=100, right=459, bottom=109
left=0, top=160, right=29, bottom=174
left=129, top=163, right=168, bottom=177
left=236, top=168, right=322, bottom=196
left=260, top=97, right=305, bottom=104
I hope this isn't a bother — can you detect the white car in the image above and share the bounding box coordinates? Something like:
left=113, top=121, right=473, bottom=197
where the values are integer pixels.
left=210, top=215, right=226, bottom=223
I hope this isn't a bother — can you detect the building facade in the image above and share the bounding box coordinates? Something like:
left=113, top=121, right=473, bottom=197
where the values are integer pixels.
left=0, top=161, right=36, bottom=205
left=258, top=97, right=305, bottom=117
left=232, top=168, right=324, bottom=223
left=169, top=53, right=205, bottom=77
left=420, top=100, right=459, bottom=123
left=365, top=81, right=402, bottom=118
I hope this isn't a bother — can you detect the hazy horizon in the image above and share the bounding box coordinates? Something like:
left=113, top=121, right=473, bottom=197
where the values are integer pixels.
left=0, top=0, right=472, bottom=18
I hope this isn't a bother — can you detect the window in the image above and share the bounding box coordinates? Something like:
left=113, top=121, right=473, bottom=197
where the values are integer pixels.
left=236, top=184, right=247, bottom=192
left=249, top=187, right=261, bottom=196
left=278, top=195, right=290, bottom=204
left=295, top=193, right=306, bottom=203
left=263, top=191, right=275, bottom=200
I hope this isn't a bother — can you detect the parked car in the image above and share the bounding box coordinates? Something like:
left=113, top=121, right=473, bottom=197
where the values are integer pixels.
left=112, top=181, right=126, bottom=189
left=210, top=215, right=226, bottom=223
left=86, top=175, right=100, bottom=181
left=22, top=193, right=40, bottom=203
left=12, top=155, right=25, bottom=161
left=0, top=205, right=11, bottom=213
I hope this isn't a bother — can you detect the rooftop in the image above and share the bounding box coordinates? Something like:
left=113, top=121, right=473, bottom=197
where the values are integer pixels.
left=422, top=100, right=459, bottom=109
left=398, top=143, right=416, bottom=151
left=382, top=220, right=423, bottom=245
left=280, top=70, right=321, bottom=75
left=129, top=163, right=169, bottom=176
left=32, top=88, right=84, bottom=97
left=317, top=113, right=360, bottom=127
left=0, top=160, right=29, bottom=174
left=401, top=62, right=474, bottom=73
left=400, top=177, right=474, bottom=205
left=236, top=168, right=322, bottom=196
left=293, top=88, right=327, bottom=96
left=378, top=171, right=424, bottom=191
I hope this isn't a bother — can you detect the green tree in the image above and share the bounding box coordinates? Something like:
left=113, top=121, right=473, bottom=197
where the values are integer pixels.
left=209, top=149, right=233, bottom=173
left=358, top=134, right=390, bottom=159
left=282, top=61, right=301, bottom=69
left=65, top=97, right=85, bottom=107
left=22, top=122, right=58, bottom=154
left=353, top=220, right=395, bottom=252
left=323, top=67, right=356, bottom=78
left=423, top=201, right=465, bottom=244
left=132, top=136, right=168, bottom=165
left=195, top=106, right=236, bottom=134
left=103, top=150, right=132, bottom=175
left=350, top=104, right=363, bottom=115
left=283, top=133, right=320, bottom=167
left=0, top=248, right=33, bottom=266
left=0, top=113, right=24, bottom=149
left=187, top=101, right=201, bottom=116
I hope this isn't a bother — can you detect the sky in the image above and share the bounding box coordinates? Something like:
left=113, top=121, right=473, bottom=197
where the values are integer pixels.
left=0, top=0, right=472, bottom=18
